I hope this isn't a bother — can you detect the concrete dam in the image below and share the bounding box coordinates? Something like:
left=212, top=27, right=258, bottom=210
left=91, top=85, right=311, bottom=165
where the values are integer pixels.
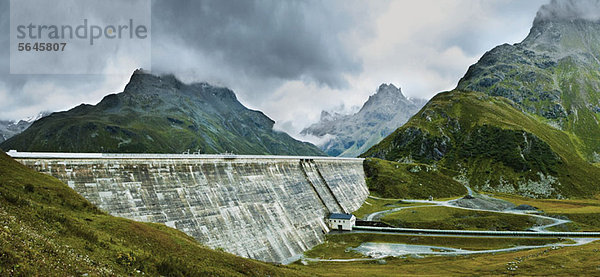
left=8, top=151, right=369, bottom=263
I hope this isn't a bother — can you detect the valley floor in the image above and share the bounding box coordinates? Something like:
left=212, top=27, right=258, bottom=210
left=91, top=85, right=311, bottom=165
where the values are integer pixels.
left=294, top=192, right=600, bottom=275
left=293, top=239, right=600, bottom=276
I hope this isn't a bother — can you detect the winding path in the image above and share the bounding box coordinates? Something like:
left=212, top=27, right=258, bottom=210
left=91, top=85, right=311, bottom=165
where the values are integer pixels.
left=366, top=188, right=571, bottom=232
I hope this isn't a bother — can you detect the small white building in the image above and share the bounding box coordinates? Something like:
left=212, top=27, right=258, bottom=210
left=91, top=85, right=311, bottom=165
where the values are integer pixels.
left=327, top=213, right=356, bottom=231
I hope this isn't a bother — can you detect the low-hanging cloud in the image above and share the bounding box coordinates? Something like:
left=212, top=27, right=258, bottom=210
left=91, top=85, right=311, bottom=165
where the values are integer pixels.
left=535, top=0, right=600, bottom=22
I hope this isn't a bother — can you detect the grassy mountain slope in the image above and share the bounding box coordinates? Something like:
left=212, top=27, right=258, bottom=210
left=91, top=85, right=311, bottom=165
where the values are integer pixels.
left=0, top=151, right=305, bottom=276
left=362, top=5, right=600, bottom=199
left=363, top=158, right=466, bottom=199
left=380, top=206, right=553, bottom=231
left=362, top=91, right=600, bottom=198
left=0, top=71, right=323, bottom=156
left=457, top=17, right=600, bottom=162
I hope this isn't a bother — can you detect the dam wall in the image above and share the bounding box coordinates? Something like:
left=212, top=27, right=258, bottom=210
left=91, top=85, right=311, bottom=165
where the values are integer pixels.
left=9, top=152, right=368, bottom=263
left=300, top=160, right=345, bottom=214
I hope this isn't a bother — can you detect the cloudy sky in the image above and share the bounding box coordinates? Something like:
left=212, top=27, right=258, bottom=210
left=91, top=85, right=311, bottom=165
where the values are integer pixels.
left=0, top=0, right=549, bottom=140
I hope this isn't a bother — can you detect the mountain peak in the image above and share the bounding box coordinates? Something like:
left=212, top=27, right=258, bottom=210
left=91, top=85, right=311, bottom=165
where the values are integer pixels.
left=457, top=0, right=600, bottom=163
left=320, top=111, right=333, bottom=121
left=125, top=70, right=183, bottom=93
left=376, top=83, right=403, bottom=96
left=301, top=83, right=425, bottom=157
left=519, top=0, right=600, bottom=62
left=377, top=83, right=398, bottom=91
left=534, top=0, right=600, bottom=24
left=1, top=70, right=324, bottom=155
left=364, top=83, right=407, bottom=110
left=319, top=110, right=346, bottom=122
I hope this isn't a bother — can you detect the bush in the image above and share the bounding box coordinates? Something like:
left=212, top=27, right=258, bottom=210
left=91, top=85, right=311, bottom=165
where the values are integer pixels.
left=24, top=184, right=34, bottom=193
left=116, top=252, right=136, bottom=267
left=2, top=191, right=28, bottom=206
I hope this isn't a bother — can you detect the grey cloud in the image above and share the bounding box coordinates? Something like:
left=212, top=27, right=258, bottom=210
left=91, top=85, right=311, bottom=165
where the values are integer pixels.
left=536, top=0, right=600, bottom=22
left=0, top=5, right=127, bottom=119
left=0, top=0, right=10, bottom=75
left=0, top=0, right=375, bottom=120
left=151, top=0, right=368, bottom=89
left=428, top=0, right=547, bottom=56
left=0, top=10, right=120, bottom=118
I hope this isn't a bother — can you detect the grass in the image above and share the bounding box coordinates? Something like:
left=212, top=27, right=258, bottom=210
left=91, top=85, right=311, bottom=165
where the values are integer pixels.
left=548, top=214, right=600, bottom=232
left=457, top=44, right=600, bottom=163
left=495, top=193, right=600, bottom=231
left=0, top=151, right=307, bottom=276
left=304, top=233, right=567, bottom=260
left=380, top=206, right=553, bottom=231
left=363, top=158, right=467, bottom=199
left=352, top=197, right=434, bottom=219
left=494, top=194, right=600, bottom=214
left=293, top=239, right=600, bottom=276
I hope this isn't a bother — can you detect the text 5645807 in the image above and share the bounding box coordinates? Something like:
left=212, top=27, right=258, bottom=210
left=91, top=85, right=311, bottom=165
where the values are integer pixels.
left=18, top=42, right=66, bottom=51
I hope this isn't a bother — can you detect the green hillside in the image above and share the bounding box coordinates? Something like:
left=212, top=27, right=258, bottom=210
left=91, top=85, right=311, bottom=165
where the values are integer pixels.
left=362, top=90, right=600, bottom=198
left=0, top=71, right=324, bottom=156
left=362, top=11, right=600, bottom=199
left=0, top=151, right=305, bottom=276
left=457, top=19, right=600, bottom=162
left=363, top=158, right=466, bottom=199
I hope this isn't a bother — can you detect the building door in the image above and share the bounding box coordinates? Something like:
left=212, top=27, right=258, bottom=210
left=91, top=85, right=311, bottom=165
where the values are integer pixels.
left=338, top=225, right=342, bottom=231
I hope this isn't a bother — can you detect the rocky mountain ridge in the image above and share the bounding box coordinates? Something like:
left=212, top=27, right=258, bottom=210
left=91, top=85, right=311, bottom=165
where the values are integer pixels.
left=0, top=112, right=50, bottom=143
left=301, top=84, right=425, bottom=157
left=362, top=0, right=600, bottom=198
left=457, top=0, right=600, bottom=161
left=0, top=70, right=324, bottom=155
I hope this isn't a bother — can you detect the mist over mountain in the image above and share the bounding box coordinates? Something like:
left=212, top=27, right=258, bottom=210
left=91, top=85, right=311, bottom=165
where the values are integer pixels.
left=301, top=84, right=425, bottom=157
left=535, top=0, right=600, bottom=22
left=0, top=112, right=50, bottom=143
left=0, top=70, right=324, bottom=156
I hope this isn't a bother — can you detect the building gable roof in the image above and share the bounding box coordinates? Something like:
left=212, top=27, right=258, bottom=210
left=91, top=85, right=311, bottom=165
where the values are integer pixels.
left=329, top=213, right=353, bottom=220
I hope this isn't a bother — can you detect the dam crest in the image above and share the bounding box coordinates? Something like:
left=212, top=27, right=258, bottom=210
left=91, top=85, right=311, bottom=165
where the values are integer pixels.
left=8, top=151, right=369, bottom=263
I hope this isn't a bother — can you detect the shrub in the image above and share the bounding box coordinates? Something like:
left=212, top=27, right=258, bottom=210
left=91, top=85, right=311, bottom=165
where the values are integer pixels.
left=23, top=184, right=34, bottom=193
left=116, top=252, right=136, bottom=267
